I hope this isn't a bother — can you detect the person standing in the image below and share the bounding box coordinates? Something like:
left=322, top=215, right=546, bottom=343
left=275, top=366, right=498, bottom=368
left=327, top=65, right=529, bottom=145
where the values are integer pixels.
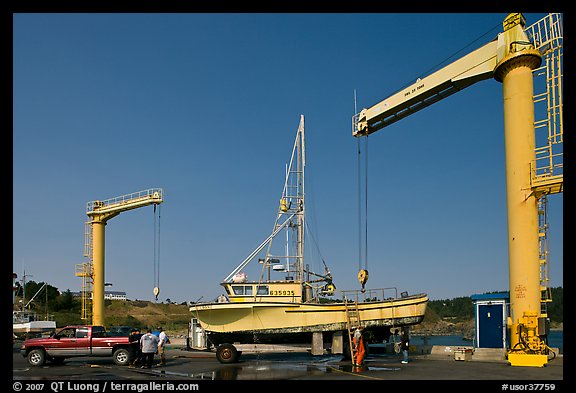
left=352, top=326, right=366, bottom=368
left=139, top=328, right=159, bottom=369
left=128, top=328, right=143, bottom=367
left=157, top=326, right=169, bottom=366
left=400, top=326, right=410, bottom=364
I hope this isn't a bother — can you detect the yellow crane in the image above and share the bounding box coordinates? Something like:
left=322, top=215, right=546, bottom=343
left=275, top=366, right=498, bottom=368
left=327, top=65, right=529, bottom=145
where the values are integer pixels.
left=76, top=188, right=164, bottom=326
left=352, top=13, right=562, bottom=367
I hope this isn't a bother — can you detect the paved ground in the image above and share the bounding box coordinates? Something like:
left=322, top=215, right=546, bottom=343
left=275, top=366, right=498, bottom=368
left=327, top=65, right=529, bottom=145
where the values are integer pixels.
left=14, top=342, right=566, bottom=386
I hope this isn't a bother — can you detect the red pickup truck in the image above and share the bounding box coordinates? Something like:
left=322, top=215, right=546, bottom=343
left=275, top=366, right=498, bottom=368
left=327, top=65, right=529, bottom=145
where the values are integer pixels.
left=20, top=325, right=135, bottom=367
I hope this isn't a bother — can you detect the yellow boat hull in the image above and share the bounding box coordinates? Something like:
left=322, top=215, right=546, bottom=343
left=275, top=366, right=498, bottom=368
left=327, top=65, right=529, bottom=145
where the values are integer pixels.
left=191, top=293, right=428, bottom=338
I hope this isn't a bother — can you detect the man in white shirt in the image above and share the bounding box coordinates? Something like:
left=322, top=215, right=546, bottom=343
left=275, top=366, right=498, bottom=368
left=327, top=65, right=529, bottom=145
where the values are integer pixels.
left=157, top=326, right=169, bottom=366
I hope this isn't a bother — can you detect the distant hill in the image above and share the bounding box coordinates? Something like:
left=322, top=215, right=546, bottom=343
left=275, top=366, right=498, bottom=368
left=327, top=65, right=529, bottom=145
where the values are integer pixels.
left=424, top=287, right=563, bottom=324
left=23, top=285, right=564, bottom=339
left=104, top=300, right=191, bottom=332
left=49, top=300, right=192, bottom=336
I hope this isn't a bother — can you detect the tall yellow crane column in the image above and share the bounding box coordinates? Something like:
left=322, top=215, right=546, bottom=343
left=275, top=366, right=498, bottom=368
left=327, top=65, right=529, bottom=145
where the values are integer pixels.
left=352, top=13, right=562, bottom=367
left=84, top=188, right=163, bottom=327
left=493, top=14, right=546, bottom=367
left=89, top=211, right=118, bottom=328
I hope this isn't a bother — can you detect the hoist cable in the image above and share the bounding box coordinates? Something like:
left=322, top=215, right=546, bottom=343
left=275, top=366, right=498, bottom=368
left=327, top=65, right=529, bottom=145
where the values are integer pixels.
left=364, top=136, right=368, bottom=271
left=153, top=205, right=157, bottom=289
left=157, top=204, right=161, bottom=290
left=357, top=136, right=362, bottom=272
left=357, top=135, right=369, bottom=271
left=153, top=204, right=161, bottom=298
left=355, top=89, right=369, bottom=273
left=355, top=89, right=363, bottom=272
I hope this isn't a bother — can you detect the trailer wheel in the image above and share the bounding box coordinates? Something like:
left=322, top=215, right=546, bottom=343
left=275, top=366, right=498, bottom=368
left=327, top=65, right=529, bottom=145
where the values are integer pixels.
left=216, top=343, right=240, bottom=364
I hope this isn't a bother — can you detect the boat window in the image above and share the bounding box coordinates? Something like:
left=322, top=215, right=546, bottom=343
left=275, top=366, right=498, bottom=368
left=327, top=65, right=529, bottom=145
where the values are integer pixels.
left=257, top=286, right=269, bottom=295
left=232, top=285, right=254, bottom=295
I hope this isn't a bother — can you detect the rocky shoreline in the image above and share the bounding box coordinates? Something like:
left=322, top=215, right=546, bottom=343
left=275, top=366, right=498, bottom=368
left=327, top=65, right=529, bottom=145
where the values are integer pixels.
left=411, top=319, right=476, bottom=340
left=410, top=319, right=563, bottom=340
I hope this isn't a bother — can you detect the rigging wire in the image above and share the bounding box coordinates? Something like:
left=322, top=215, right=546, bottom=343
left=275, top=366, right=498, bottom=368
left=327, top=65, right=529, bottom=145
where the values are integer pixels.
left=385, top=20, right=502, bottom=98
left=417, top=20, right=502, bottom=80
left=304, top=220, right=330, bottom=277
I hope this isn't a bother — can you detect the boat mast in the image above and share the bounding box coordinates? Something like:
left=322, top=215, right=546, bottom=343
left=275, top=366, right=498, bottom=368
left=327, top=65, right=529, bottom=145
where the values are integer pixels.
left=225, top=115, right=308, bottom=284
left=265, top=114, right=305, bottom=282
left=296, top=115, right=305, bottom=282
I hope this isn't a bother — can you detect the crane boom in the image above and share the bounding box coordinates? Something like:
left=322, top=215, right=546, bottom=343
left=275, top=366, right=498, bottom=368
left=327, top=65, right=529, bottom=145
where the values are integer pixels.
left=353, top=40, right=498, bottom=136
left=87, top=188, right=163, bottom=216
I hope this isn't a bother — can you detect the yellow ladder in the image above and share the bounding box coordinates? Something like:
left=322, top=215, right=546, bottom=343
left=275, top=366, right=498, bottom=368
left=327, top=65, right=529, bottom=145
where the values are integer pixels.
left=74, top=221, right=93, bottom=321
left=344, top=298, right=362, bottom=363
left=537, top=196, right=553, bottom=317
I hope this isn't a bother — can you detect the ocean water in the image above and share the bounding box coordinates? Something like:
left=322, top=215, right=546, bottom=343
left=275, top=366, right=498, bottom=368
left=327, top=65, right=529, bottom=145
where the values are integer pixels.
left=410, top=330, right=563, bottom=353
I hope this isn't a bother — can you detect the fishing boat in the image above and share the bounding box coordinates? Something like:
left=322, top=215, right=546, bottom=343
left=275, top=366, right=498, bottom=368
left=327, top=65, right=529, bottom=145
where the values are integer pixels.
left=189, top=115, right=428, bottom=363
left=13, top=279, right=56, bottom=339
left=13, top=310, right=56, bottom=338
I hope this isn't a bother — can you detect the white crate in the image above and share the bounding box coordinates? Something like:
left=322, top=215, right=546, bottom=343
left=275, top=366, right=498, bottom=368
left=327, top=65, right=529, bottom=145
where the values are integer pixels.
left=454, top=348, right=473, bottom=361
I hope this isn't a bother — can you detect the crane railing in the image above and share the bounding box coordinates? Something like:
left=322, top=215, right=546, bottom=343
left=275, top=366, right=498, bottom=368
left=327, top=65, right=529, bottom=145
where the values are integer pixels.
left=86, top=188, right=163, bottom=214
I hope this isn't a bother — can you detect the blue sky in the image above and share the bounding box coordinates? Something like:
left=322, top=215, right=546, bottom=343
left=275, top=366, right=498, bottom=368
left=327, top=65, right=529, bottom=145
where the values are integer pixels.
left=12, top=13, right=563, bottom=304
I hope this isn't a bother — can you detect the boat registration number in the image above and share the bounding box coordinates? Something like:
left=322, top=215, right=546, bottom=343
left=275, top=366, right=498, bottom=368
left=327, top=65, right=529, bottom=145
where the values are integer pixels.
left=270, top=290, right=295, bottom=296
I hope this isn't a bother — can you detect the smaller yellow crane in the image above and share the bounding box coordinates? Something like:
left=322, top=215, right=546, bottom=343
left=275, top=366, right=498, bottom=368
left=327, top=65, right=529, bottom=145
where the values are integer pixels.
left=77, top=188, right=163, bottom=326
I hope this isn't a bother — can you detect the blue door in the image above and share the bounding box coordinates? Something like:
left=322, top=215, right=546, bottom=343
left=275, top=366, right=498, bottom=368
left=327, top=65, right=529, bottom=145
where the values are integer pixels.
left=478, top=304, right=504, bottom=348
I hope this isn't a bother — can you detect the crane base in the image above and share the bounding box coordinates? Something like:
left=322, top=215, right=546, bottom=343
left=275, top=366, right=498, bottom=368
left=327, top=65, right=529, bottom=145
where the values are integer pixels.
left=508, top=353, right=548, bottom=367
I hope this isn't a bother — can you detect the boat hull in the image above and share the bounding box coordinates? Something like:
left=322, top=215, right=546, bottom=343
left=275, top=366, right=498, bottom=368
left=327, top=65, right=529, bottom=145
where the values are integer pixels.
left=13, top=321, right=57, bottom=335
left=191, top=293, right=428, bottom=346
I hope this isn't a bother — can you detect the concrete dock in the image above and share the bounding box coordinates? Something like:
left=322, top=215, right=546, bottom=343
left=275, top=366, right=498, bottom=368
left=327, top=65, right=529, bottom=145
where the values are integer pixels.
left=13, top=340, right=565, bottom=383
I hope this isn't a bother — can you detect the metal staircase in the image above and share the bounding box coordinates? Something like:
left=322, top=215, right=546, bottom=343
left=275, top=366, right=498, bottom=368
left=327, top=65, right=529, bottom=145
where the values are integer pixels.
left=537, top=196, right=552, bottom=317
left=525, top=13, right=563, bottom=316
left=527, top=13, right=563, bottom=197
left=75, top=222, right=93, bottom=321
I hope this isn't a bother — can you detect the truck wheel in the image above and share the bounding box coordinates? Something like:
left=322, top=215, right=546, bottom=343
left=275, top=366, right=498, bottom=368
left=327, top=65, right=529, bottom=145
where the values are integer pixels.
left=27, top=349, right=46, bottom=367
left=113, top=348, right=131, bottom=366
left=216, top=343, right=239, bottom=364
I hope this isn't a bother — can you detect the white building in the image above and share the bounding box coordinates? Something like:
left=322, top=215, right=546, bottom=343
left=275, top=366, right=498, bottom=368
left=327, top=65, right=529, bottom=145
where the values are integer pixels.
left=72, top=291, right=128, bottom=301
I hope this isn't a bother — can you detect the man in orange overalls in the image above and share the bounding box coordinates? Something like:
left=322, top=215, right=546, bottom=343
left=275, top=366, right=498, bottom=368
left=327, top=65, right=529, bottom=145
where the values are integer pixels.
left=353, top=327, right=366, bottom=367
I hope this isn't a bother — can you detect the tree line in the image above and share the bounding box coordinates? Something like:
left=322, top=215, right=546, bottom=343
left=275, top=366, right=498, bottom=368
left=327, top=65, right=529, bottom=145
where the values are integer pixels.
left=427, top=287, right=563, bottom=323
left=14, top=280, right=563, bottom=324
